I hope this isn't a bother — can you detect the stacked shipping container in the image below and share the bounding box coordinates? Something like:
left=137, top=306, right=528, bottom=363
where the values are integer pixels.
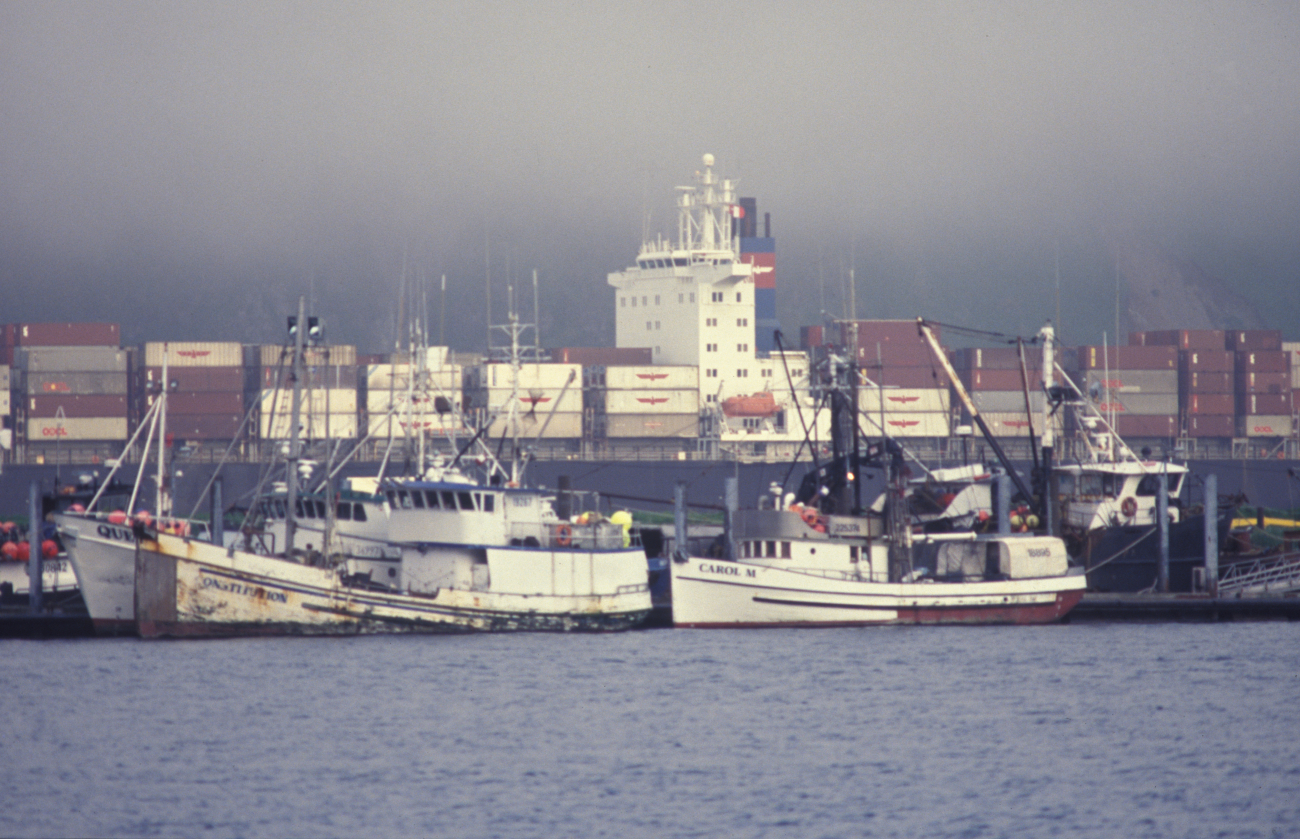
left=257, top=344, right=360, bottom=440
left=1064, top=345, right=1179, bottom=439
left=363, top=347, right=465, bottom=440
left=19, top=324, right=130, bottom=448
left=948, top=346, right=1054, bottom=439
left=464, top=363, right=583, bottom=439
left=143, top=342, right=246, bottom=443
left=835, top=321, right=951, bottom=438
left=586, top=365, right=700, bottom=439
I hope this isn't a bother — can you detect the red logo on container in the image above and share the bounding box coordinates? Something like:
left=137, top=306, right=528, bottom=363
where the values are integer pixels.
left=42, top=382, right=70, bottom=392
left=637, top=397, right=669, bottom=405
left=1253, top=425, right=1276, bottom=434
left=42, top=426, right=69, bottom=437
left=520, top=396, right=551, bottom=406
left=1003, top=421, right=1031, bottom=429
left=887, top=420, right=920, bottom=428
left=887, top=396, right=919, bottom=404
left=177, top=350, right=212, bottom=358
left=636, top=373, right=669, bottom=380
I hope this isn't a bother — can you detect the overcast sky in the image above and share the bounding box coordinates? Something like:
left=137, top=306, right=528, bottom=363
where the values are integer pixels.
left=3, top=1, right=1298, bottom=352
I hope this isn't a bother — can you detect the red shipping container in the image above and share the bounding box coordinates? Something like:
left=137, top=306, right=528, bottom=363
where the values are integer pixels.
left=855, top=342, right=936, bottom=367
left=958, top=368, right=1029, bottom=391
left=1115, top=415, right=1178, bottom=437
left=800, top=325, right=823, bottom=349
left=949, top=347, right=1028, bottom=370
left=1237, top=392, right=1292, bottom=415
left=143, top=366, right=245, bottom=392
left=1184, top=393, right=1234, bottom=414
left=867, top=365, right=950, bottom=389
left=1180, top=370, right=1233, bottom=394
left=1131, top=330, right=1225, bottom=350
left=165, top=413, right=245, bottom=440
left=1236, top=371, right=1290, bottom=394
left=548, top=347, right=652, bottom=365
left=28, top=393, right=128, bottom=418
left=838, top=319, right=933, bottom=345
left=1072, top=345, right=1177, bottom=370
left=1234, top=351, right=1288, bottom=374
left=1225, top=330, right=1282, bottom=351
left=1187, top=414, right=1235, bottom=437
left=1180, top=349, right=1234, bottom=373
left=14, top=322, right=120, bottom=347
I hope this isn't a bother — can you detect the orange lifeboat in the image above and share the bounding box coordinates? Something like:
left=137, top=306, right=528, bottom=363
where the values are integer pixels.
left=721, top=391, right=778, bottom=418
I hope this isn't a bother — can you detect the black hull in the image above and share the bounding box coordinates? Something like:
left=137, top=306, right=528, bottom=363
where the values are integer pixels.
left=1079, top=514, right=1230, bottom=593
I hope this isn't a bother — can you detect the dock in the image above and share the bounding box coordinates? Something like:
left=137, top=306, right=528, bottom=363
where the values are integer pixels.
left=1070, top=592, right=1300, bottom=622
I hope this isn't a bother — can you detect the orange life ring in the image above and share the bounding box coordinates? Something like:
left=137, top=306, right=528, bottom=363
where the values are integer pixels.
left=554, top=524, right=572, bottom=547
left=1121, top=497, right=1138, bottom=518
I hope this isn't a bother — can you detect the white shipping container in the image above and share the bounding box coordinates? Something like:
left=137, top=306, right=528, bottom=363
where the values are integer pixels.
left=144, top=342, right=243, bottom=368
left=481, top=411, right=582, bottom=440
left=600, top=365, right=699, bottom=390
left=603, top=389, right=700, bottom=414
left=259, top=388, right=358, bottom=415
left=472, top=362, right=581, bottom=390
left=1238, top=415, right=1294, bottom=438
left=260, top=413, right=358, bottom=440
left=964, top=390, right=1044, bottom=413
left=366, top=389, right=462, bottom=414
left=365, top=363, right=461, bottom=392
left=23, top=347, right=129, bottom=373
left=0, top=365, right=9, bottom=390
left=27, top=416, right=128, bottom=441
left=467, top=387, right=582, bottom=415
left=859, top=387, right=950, bottom=413
left=1286, top=342, right=1300, bottom=388
left=259, top=344, right=358, bottom=367
left=365, top=413, right=468, bottom=439
left=974, top=412, right=1066, bottom=438
left=1, top=390, right=9, bottom=416
left=605, top=413, right=699, bottom=438
left=862, top=412, right=950, bottom=438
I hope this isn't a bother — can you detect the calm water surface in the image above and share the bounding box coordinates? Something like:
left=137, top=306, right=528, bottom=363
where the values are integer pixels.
left=2, top=623, right=1298, bottom=839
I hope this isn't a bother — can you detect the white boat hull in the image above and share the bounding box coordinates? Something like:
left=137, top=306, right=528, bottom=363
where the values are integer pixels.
left=136, top=533, right=652, bottom=637
left=53, top=514, right=138, bottom=635
left=670, top=557, right=1087, bottom=627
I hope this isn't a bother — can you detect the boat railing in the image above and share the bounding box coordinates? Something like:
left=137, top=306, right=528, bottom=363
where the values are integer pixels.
left=507, top=521, right=634, bottom=551
left=1218, top=550, right=1300, bottom=596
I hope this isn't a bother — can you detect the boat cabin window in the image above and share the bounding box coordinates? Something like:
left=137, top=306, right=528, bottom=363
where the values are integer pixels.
left=1136, top=474, right=1180, bottom=497
left=441, top=490, right=457, bottom=510
left=425, top=491, right=440, bottom=509
left=274, top=500, right=286, bottom=519
left=482, top=494, right=495, bottom=512
left=337, top=502, right=352, bottom=521
left=765, top=540, right=777, bottom=558
left=1102, top=475, right=1119, bottom=498
left=1077, top=474, right=1104, bottom=497
left=674, top=257, right=687, bottom=267
left=1057, top=473, right=1075, bottom=496
left=352, top=503, right=367, bottom=522
left=385, top=490, right=397, bottom=506
left=295, top=499, right=306, bottom=518
left=411, top=490, right=426, bottom=509
left=458, top=491, right=474, bottom=511
left=315, top=500, right=327, bottom=518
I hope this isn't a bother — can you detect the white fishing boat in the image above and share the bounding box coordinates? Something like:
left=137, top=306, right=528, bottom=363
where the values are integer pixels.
left=133, top=298, right=652, bottom=638
left=670, top=343, right=1086, bottom=628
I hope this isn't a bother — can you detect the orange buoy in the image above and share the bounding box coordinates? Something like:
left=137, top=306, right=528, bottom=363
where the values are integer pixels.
left=41, top=540, right=59, bottom=558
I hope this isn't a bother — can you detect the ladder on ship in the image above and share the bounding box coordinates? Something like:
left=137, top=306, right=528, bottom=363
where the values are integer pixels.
left=1218, top=550, right=1300, bottom=596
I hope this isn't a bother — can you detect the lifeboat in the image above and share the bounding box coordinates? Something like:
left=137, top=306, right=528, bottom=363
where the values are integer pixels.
left=721, top=391, right=778, bottom=418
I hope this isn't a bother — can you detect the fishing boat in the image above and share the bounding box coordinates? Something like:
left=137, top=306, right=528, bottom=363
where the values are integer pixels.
left=132, top=299, right=652, bottom=637
left=669, top=345, right=1086, bottom=628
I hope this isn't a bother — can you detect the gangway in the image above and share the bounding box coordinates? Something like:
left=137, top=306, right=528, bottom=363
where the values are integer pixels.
left=1218, top=550, right=1300, bottom=596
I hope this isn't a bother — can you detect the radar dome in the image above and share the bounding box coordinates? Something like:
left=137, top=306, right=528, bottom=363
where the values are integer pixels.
left=702, top=153, right=714, bottom=166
